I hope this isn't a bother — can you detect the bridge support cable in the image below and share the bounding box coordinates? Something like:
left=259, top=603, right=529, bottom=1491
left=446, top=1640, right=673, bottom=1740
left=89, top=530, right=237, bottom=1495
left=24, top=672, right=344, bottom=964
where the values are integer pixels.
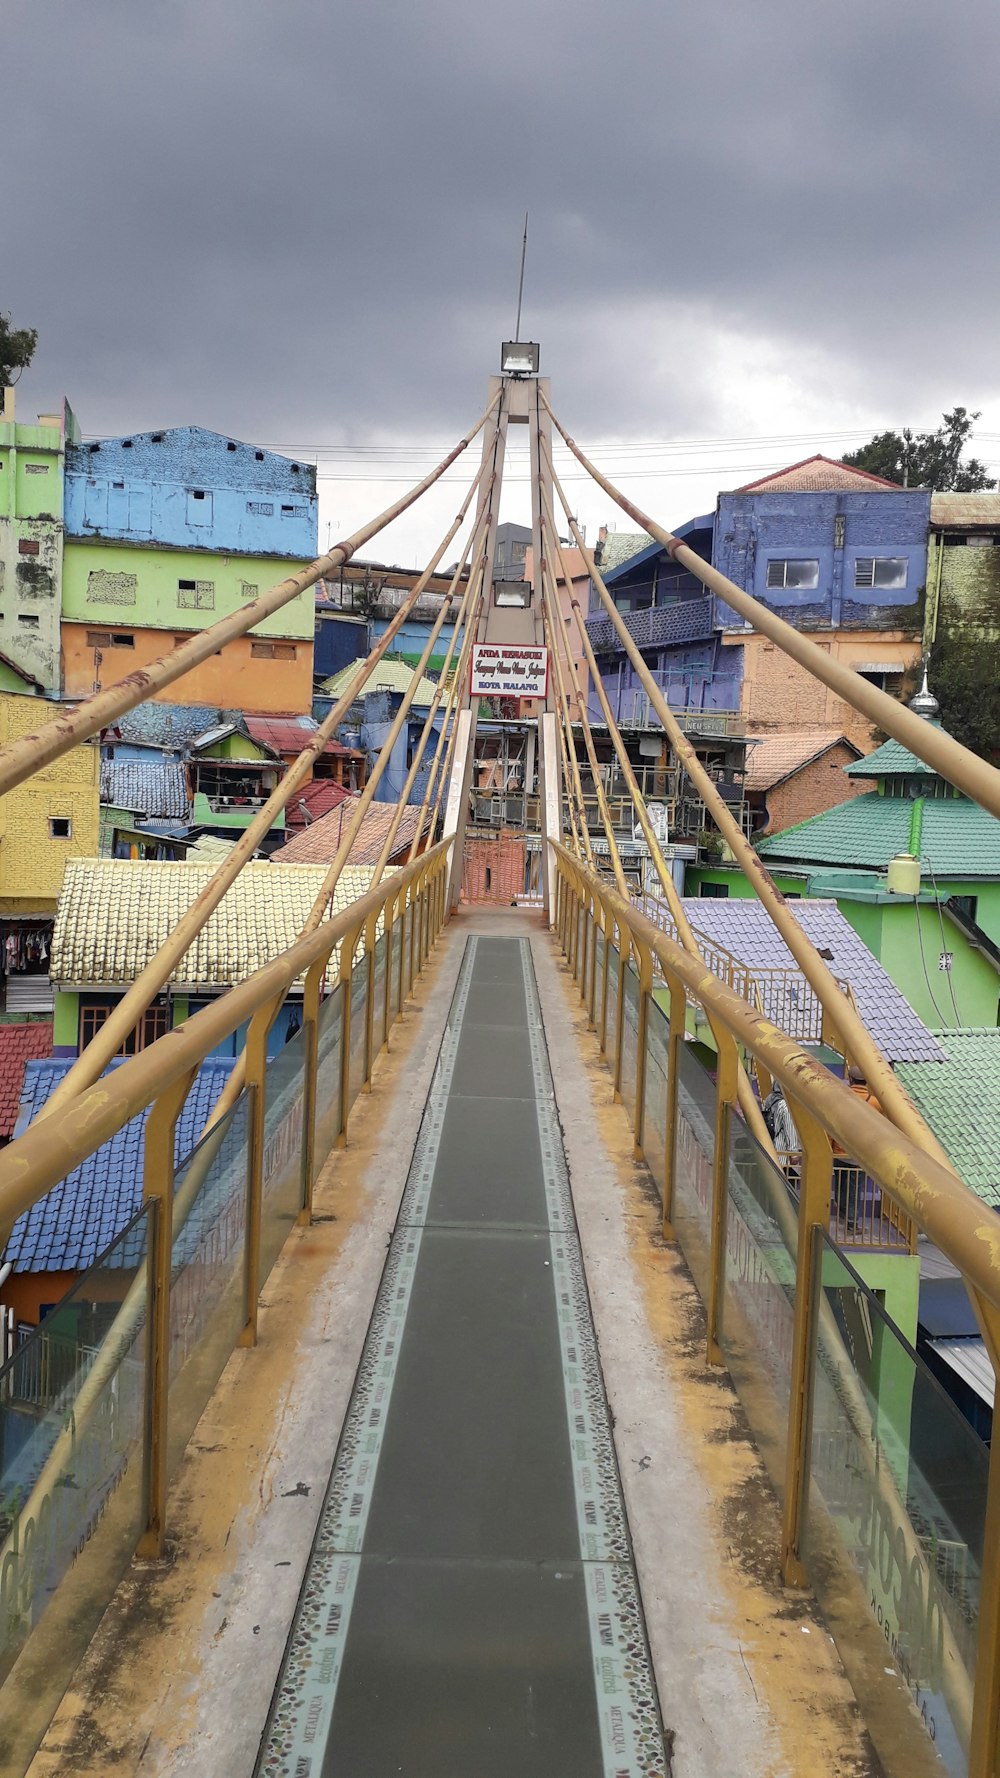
left=538, top=570, right=598, bottom=873
left=540, top=430, right=955, bottom=1177
left=407, top=558, right=489, bottom=863
left=541, top=393, right=1000, bottom=824
left=538, top=519, right=627, bottom=896
left=39, top=447, right=498, bottom=1118
left=196, top=502, right=494, bottom=1140
left=0, top=396, right=500, bottom=803
left=538, top=484, right=778, bottom=1165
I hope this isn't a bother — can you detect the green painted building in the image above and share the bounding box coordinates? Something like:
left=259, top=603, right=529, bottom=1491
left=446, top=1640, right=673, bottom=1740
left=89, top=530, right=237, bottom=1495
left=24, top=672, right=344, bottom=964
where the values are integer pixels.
left=688, top=723, right=1000, bottom=1029
left=0, top=387, right=76, bottom=693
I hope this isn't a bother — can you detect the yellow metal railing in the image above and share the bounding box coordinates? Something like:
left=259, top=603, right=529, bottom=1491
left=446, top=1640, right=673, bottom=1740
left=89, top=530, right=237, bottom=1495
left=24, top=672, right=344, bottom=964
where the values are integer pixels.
left=552, top=842, right=1000, bottom=1778
left=0, top=840, right=451, bottom=1777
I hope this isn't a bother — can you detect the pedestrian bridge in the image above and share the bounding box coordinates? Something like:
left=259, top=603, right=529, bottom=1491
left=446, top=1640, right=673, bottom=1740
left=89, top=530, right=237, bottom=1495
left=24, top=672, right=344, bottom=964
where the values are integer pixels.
left=0, top=845, right=994, bottom=1778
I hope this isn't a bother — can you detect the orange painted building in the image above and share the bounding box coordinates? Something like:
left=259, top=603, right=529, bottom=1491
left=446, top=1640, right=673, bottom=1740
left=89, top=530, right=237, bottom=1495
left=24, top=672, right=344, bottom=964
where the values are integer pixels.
left=61, top=622, right=314, bottom=711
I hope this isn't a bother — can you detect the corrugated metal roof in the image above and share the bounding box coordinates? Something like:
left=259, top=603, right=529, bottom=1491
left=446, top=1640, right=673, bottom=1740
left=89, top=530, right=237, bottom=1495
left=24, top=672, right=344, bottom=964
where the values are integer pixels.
left=243, top=715, right=358, bottom=758
left=673, top=895, right=946, bottom=1063
left=898, top=1030, right=1000, bottom=1204
left=744, top=730, right=857, bottom=791
left=274, top=799, right=427, bottom=866
left=931, top=494, right=1000, bottom=528
left=928, top=1339, right=996, bottom=1408
left=321, top=658, right=439, bottom=706
left=758, top=793, right=1000, bottom=878
left=52, top=858, right=386, bottom=987
left=100, top=757, right=190, bottom=819
left=5, top=1057, right=235, bottom=1273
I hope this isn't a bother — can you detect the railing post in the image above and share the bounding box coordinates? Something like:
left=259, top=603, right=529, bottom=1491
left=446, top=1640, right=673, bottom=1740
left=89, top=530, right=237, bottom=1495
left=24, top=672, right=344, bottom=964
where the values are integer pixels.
left=241, top=991, right=285, bottom=1347
left=780, top=1098, right=832, bottom=1585
left=382, top=886, right=399, bottom=1050
left=599, top=906, right=612, bottom=1055
left=337, top=917, right=366, bottom=1147
left=661, top=964, right=685, bottom=1240
left=966, top=1296, right=1000, bottom=1778
left=706, top=1025, right=739, bottom=1367
left=139, top=1066, right=197, bottom=1560
left=612, top=934, right=628, bottom=1103
left=362, top=908, right=379, bottom=1092
left=632, top=936, right=654, bottom=1161
left=299, top=958, right=323, bottom=1223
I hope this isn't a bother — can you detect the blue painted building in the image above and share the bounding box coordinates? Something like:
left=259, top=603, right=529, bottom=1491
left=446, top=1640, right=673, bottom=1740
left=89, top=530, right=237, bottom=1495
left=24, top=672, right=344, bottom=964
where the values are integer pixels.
left=65, top=426, right=318, bottom=557
left=586, top=458, right=930, bottom=731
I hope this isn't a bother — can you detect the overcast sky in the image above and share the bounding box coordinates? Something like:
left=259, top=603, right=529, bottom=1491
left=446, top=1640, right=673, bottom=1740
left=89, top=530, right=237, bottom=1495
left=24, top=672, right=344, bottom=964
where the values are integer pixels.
left=6, top=0, right=1000, bottom=567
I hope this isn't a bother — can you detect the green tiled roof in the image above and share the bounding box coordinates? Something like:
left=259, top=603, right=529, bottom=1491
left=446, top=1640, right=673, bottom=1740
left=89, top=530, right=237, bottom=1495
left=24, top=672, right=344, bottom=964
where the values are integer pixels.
left=758, top=792, right=1000, bottom=879
left=897, top=1031, right=1000, bottom=1206
left=845, top=722, right=944, bottom=779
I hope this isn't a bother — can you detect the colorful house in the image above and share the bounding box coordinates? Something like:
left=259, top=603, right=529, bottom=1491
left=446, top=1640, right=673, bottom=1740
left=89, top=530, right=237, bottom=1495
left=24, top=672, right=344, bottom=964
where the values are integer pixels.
left=50, top=856, right=388, bottom=1059
left=0, top=386, right=75, bottom=694
left=62, top=426, right=319, bottom=712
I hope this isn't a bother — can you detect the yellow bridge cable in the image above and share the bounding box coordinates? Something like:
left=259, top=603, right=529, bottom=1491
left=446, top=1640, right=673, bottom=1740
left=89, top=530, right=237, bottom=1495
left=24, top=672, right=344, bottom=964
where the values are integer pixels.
left=541, top=390, right=1000, bottom=824
left=537, top=482, right=779, bottom=1161
left=540, top=427, right=956, bottom=1176
left=39, top=450, right=496, bottom=1116
left=0, top=395, right=499, bottom=802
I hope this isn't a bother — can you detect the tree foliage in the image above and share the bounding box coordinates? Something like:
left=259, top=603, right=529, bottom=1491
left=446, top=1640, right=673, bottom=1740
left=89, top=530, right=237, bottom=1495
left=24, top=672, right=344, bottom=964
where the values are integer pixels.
left=0, top=312, right=38, bottom=388
left=842, top=408, right=996, bottom=492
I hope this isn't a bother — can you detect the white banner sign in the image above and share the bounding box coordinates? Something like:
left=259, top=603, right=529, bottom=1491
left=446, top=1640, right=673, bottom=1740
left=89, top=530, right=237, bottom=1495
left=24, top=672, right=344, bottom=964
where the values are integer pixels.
left=470, top=643, right=549, bottom=699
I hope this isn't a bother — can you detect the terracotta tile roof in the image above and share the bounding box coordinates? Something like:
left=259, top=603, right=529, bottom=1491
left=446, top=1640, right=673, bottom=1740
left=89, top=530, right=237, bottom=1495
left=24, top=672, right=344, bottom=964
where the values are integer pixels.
left=5, top=1057, right=235, bottom=1272
left=744, top=729, right=859, bottom=791
left=735, top=454, right=901, bottom=493
left=273, top=798, right=427, bottom=866
left=0, top=1024, right=53, bottom=1139
left=52, top=858, right=387, bottom=988
left=243, top=714, right=361, bottom=759
left=758, top=794, right=1000, bottom=878
left=285, top=780, right=357, bottom=831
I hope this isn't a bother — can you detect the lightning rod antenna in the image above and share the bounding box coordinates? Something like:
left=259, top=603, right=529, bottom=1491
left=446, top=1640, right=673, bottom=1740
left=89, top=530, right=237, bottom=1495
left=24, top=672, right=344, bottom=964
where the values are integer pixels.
left=514, top=212, right=528, bottom=339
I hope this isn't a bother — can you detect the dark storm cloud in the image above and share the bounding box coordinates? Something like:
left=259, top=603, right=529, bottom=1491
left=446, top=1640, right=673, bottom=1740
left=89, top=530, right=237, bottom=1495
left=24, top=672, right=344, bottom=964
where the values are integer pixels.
left=5, top=0, right=1000, bottom=452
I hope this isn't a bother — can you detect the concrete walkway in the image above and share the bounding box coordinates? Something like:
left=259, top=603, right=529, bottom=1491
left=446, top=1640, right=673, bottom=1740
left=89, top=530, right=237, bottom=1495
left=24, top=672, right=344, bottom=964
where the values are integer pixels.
left=256, top=935, right=667, bottom=1777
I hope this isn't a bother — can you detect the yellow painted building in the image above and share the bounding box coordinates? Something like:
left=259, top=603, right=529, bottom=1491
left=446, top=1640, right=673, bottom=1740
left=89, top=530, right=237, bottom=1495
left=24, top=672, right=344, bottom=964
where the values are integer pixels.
left=0, top=691, right=100, bottom=916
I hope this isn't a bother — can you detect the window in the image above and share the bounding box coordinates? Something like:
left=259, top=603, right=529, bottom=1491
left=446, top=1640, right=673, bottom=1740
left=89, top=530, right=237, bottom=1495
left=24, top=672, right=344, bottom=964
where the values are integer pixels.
left=86, top=629, right=134, bottom=648
left=949, top=894, right=979, bottom=927
left=854, top=557, right=907, bottom=590
left=699, top=881, right=730, bottom=898
left=18, top=539, right=40, bottom=557
left=765, top=559, right=819, bottom=590
left=251, top=641, right=296, bottom=660
left=280, top=504, right=304, bottom=518
left=857, top=669, right=904, bottom=696
left=24, top=462, right=49, bottom=476
left=49, top=817, right=72, bottom=838
left=79, top=999, right=168, bottom=1056
left=86, top=569, right=137, bottom=605
left=240, top=581, right=259, bottom=600
left=247, top=501, right=273, bottom=517
left=177, top=578, right=215, bottom=609
left=17, top=613, right=39, bottom=627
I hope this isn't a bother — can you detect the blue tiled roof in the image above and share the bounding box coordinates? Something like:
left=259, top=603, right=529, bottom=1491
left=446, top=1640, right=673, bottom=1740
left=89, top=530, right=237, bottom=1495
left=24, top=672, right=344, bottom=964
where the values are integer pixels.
left=5, top=1058, right=236, bottom=1273
left=100, top=757, right=190, bottom=819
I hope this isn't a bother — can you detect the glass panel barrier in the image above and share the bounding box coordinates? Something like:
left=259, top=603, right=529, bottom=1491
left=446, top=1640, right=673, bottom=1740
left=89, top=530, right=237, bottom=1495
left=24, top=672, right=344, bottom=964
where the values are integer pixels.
left=671, top=1041, right=716, bottom=1299
left=718, top=1113, right=798, bottom=1491
left=604, top=931, right=620, bottom=1061
left=372, top=931, right=387, bottom=1051
left=642, top=996, right=669, bottom=1198
left=619, top=959, right=640, bottom=1121
left=259, top=1021, right=309, bottom=1290
left=348, top=954, right=370, bottom=1106
left=402, top=902, right=414, bottom=996
left=0, top=1205, right=151, bottom=1774
left=166, top=1097, right=250, bottom=1467
left=804, top=1234, right=987, bottom=1778
left=314, top=981, right=344, bottom=1172
left=390, top=911, right=402, bottom=1017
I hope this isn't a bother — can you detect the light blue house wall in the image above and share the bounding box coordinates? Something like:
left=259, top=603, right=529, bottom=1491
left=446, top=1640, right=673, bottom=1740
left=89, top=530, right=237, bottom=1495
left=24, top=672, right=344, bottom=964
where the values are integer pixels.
left=65, top=427, right=318, bottom=559
left=712, top=487, right=930, bottom=631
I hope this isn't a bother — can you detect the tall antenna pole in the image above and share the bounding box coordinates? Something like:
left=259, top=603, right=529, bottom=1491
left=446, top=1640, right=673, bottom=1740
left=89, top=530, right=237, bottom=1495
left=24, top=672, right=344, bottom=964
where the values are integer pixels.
left=514, top=212, right=528, bottom=339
